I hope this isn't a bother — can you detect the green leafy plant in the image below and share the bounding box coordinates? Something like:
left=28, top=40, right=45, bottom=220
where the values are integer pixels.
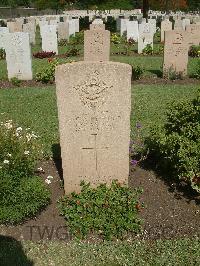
left=124, top=38, right=135, bottom=56
left=142, top=44, right=153, bottom=55
left=0, top=120, right=50, bottom=224
left=59, top=180, right=143, bottom=240
left=69, top=31, right=84, bottom=45
left=153, top=30, right=161, bottom=43
left=36, top=58, right=58, bottom=83
left=132, top=66, right=144, bottom=80
left=188, top=45, right=200, bottom=58
left=192, top=60, right=200, bottom=79
left=164, top=66, right=183, bottom=80
left=65, top=48, right=80, bottom=57
left=111, top=33, right=122, bottom=44
left=146, top=90, right=200, bottom=193
left=10, top=77, right=21, bottom=87
left=0, top=48, right=6, bottom=60
left=130, top=122, right=148, bottom=168
left=58, top=39, right=68, bottom=46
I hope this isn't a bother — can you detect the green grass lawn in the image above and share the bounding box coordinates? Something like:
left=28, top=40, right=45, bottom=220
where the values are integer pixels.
left=1, top=237, right=200, bottom=265
left=0, top=84, right=199, bottom=157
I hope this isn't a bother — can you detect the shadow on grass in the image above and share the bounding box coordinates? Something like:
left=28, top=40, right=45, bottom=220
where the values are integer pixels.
left=148, top=69, right=163, bottom=78
left=140, top=155, right=200, bottom=204
left=52, top=143, right=63, bottom=181
left=0, top=235, right=33, bottom=266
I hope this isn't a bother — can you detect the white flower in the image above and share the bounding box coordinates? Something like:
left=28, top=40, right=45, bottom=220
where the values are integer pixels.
left=31, top=133, right=38, bottom=139
left=37, top=167, right=44, bottom=172
left=3, top=160, right=9, bottom=164
left=47, top=175, right=53, bottom=179
left=45, top=179, right=51, bottom=185
left=16, top=127, right=22, bottom=131
left=24, top=151, right=30, bottom=155
left=4, top=122, right=12, bottom=129
left=26, top=133, right=32, bottom=142
left=7, top=153, right=12, bottom=157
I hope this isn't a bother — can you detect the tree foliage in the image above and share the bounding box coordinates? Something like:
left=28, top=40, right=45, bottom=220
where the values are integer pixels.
left=0, top=0, right=199, bottom=10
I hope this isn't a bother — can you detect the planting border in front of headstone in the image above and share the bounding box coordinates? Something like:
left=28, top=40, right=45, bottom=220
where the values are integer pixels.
left=58, top=180, right=143, bottom=240
left=0, top=120, right=50, bottom=224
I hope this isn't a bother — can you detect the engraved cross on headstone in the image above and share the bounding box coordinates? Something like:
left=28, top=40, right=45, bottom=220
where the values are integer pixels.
left=82, top=134, right=109, bottom=174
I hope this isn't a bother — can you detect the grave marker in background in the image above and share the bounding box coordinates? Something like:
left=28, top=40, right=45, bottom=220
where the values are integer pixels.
left=4, top=32, right=32, bottom=80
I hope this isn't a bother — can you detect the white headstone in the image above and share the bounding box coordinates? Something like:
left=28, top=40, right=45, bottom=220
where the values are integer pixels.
left=126, top=21, right=139, bottom=42
left=138, top=33, right=153, bottom=54
left=4, top=32, right=32, bottom=80
left=40, top=25, right=58, bottom=54
left=58, top=22, right=69, bottom=41
left=0, top=27, right=9, bottom=49
left=23, top=23, right=36, bottom=45
left=120, top=19, right=129, bottom=36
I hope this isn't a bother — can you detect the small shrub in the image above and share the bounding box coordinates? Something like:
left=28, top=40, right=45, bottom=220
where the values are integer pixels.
left=130, top=122, right=148, bottom=167
left=58, top=39, right=68, bottom=46
left=65, top=48, right=80, bottom=57
left=36, top=59, right=58, bottom=83
left=10, top=77, right=21, bottom=87
left=111, top=33, right=122, bottom=44
left=79, top=16, right=90, bottom=31
left=154, top=44, right=164, bottom=55
left=0, top=48, right=6, bottom=60
left=69, top=31, right=84, bottom=45
left=142, top=44, right=153, bottom=55
left=0, top=120, right=50, bottom=224
left=168, top=66, right=183, bottom=80
left=59, top=180, right=143, bottom=240
left=105, top=16, right=116, bottom=32
left=33, top=51, right=56, bottom=59
left=192, top=60, right=200, bottom=79
left=188, top=45, right=200, bottom=58
left=124, top=38, right=135, bottom=55
left=0, top=20, right=6, bottom=27
left=132, top=66, right=144, bottom=80
left=154, top=30, right=161, bottom=43
left=146, top=90, right=200, bottom=193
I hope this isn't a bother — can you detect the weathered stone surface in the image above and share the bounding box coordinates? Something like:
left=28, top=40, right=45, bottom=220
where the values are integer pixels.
left=139, top=22, right=150, bottom=34
left=138, top=32, right=153, bottom=54
left=148, top=19, right=157, bottom=34
left=40, top=25, right=58, bottom=54
left=7, top=21, right=23, bottom=33
left=90, top=24, right=105, bottom=30
left=84, top=29, right=110, bottom=61
left=92, top=19, right=104, bottom=24
left=174, top=19, right=184, bottom=30
left=23, top=23, right=36, bottom=45
left=186, top=24, right=200, bottom=46
left=161, top=19, right=172, bottom=42
left=126, top=21, right=139, bottom=42
left=0, top=27, right=9, bottom=49
left=67, top=20, right=76, bottom=36
left=4, top=32, right=32, bottom=80
left=56, top=61, right=131, bottom=194
left=163, top=30, right=188, bottom=78
left=58, top=22, right=69, bottom=41
left=120, top=18, right=129, bottom=36
left=73, top=18, right=79, bottom=32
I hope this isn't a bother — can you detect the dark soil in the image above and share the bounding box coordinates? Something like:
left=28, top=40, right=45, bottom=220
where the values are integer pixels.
left=0, top=160, right=200, bottom=242
left=0, top=80, right=53, bottom=89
